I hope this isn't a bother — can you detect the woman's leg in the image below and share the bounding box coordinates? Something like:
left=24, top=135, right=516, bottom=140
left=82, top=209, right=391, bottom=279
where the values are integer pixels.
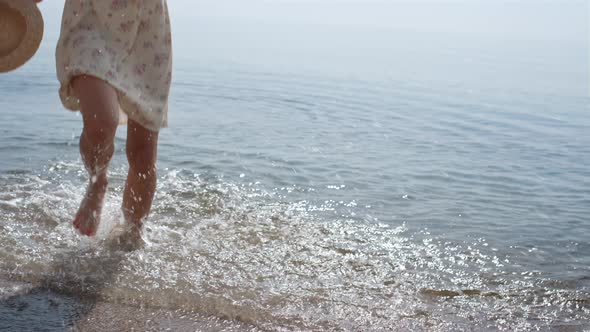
left=71, top=75, right=120, bottom=236
left=122, top=118, right=159, bottom=230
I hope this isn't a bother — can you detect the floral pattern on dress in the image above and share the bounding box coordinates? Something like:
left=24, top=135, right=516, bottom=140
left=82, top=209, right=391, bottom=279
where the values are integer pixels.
left=56, top=0, right=172, bottom=132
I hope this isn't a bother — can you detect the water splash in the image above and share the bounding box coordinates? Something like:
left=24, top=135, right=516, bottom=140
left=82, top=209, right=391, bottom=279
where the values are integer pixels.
left=0, top=162, right=588, bottom=330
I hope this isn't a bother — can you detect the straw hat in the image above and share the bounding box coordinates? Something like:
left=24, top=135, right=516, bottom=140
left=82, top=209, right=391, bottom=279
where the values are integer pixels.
left=0, top=0, right=43, bottom=73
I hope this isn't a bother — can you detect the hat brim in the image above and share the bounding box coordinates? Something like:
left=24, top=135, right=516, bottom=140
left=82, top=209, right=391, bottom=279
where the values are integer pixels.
left=0, top=0, right=44, bottom=73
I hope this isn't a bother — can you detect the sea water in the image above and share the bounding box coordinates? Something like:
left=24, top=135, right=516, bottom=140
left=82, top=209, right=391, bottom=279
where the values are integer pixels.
left=0, top=1, right=588, bottom=330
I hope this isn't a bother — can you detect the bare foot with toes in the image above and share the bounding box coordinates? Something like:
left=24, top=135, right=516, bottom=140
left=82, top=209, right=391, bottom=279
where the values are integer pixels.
left=73, top=175, right=107, bottom=236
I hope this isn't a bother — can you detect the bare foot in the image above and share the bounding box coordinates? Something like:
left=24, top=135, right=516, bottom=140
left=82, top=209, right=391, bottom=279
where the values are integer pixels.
left=119, top=224, right=145, bottom=251
left=73, top=175, right=108, bottom=236
left=106, top=222, right=145, bottom=251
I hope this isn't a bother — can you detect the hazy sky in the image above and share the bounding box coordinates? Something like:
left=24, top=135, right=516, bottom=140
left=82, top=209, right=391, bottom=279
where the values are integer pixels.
left=39, top=0, right=588, bottom=42
left=36, top=0, right=588, bottom=97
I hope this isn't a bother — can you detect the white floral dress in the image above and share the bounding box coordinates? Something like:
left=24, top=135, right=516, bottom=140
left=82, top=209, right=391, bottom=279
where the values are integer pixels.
left=56, top=0, right=172, bottom=132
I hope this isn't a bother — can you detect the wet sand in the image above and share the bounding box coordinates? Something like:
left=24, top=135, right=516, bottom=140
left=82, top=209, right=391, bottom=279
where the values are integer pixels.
left=0, top=280, right=255, bottom=332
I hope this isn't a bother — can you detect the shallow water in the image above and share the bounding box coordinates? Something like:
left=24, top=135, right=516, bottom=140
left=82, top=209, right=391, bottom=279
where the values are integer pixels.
left=1, top=1, right=589, bottom=330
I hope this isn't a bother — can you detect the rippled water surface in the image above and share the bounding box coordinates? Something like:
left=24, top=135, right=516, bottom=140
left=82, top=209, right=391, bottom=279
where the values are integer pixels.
left=1, top=1, right=589, bottom=331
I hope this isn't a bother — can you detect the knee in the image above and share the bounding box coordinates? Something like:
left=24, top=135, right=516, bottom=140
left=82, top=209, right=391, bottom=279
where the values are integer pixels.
left=73, top=75, right=119, bottom=133
left=83, top=121, right=117, bottom=145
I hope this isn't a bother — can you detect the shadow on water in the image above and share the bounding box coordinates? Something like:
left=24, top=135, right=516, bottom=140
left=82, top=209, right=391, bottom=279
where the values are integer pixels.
left=0, top=244, right=128, bottom=331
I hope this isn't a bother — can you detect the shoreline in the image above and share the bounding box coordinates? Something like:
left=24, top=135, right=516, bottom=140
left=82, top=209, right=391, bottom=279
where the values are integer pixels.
left=0, top=280, right=255, bottom=332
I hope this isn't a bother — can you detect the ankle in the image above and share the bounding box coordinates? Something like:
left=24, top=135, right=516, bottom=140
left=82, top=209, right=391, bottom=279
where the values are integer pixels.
left=90, top=173, right=108, bottom=187
left=121, top=207, right=144, bottom=229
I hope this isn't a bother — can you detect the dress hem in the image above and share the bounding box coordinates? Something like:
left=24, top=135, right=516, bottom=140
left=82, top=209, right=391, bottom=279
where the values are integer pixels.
left=58, top=70, right=168, bottom=132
